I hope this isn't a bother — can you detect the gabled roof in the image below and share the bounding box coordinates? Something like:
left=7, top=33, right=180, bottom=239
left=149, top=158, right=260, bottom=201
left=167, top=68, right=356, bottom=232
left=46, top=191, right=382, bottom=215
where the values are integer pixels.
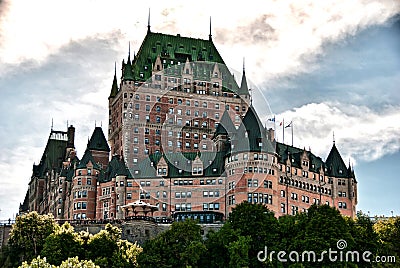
left=87, top=127, right=110, bottom=152
left=76, top=149, right=100, bottom=170
left=120, top=31, right=240, bottom=93
left=275, top=143, right=325, bottom=173
left=214, top=110, right=236, bottom=137
left=102, top=155, right=133, bottom=182
left=122, top=53, right=135, bottom=81
left=325, top=143, right=350, bottom=178
left=32, top=131, right=68, bottom=179
left=133, top=151, right=226, bottom=179
left=231, top=106, right=275, bottom=153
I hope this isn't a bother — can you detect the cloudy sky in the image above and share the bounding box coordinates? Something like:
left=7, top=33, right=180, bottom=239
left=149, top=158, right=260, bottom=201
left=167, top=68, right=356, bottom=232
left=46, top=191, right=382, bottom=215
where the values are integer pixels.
left=0, top=0, right=399, bottom=220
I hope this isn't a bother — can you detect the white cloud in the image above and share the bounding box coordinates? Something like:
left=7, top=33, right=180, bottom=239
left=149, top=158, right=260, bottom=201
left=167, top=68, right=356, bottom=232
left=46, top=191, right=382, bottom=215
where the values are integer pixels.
left=1, top=0, right=399, bottom=80
left=263, top=102, right=400, bottom=165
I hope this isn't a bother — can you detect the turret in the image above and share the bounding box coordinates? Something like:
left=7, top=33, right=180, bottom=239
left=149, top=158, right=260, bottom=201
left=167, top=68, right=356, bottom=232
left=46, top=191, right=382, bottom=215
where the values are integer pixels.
left=109, top=63, right=118, bottom=99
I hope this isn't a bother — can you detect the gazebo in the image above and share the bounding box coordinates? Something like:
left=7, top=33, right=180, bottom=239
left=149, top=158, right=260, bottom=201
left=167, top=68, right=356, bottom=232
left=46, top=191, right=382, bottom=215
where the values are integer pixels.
left=121, top=200, right=159, bottom=220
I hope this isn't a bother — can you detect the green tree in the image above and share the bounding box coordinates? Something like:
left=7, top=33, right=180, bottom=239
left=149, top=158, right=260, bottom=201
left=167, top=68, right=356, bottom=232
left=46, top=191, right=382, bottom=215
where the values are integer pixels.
left=200, top=222, right=238, bottom=267
left=228, top=235, right=252, bottom=268
left=86, top=223, right=121, bottom=267
left=40, top=222, right=84, bottom=266
left=138, top=219, right=206, bottom=268
left=110, top=240, right=142, bottom=268
left=18, top=256, right=54, bottom=268
left=289, top=205, right=355, bottom=267
left=346, top=211, right=379, bottom=267
left=18, top=256, right=99, bottom=268
left=58, top=257, right=99, bottom=268
left=228, top=202, right=279, bottom=267
left=374, top=216, right=400, bottom=266
left=8, top=212, right=57, bottom=265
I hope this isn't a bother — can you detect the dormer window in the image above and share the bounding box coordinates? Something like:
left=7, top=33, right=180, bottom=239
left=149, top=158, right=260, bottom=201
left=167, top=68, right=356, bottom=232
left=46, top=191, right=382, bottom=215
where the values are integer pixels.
left=192, top=167, right=203, bottom=175
left=192, top=156, right=203, bottom=176
left=157, top=168, right=167, bottom=176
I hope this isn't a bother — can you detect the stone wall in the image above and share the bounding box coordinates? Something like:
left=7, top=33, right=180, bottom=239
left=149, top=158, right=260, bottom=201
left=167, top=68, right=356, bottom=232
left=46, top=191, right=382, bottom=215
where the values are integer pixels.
left=0, top=225, right=12, bottom=249
left=0, top=220, right=223, bottom=249
left=73, top=220, right=223, bottom=245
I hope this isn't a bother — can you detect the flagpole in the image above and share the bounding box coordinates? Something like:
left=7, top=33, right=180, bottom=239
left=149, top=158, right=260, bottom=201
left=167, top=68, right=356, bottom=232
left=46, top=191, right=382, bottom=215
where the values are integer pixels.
left=291, top=120, right=294, bottom=147
left=274, top=116, right=276, bottom=132
left=282, top=118, right=285, bottom=144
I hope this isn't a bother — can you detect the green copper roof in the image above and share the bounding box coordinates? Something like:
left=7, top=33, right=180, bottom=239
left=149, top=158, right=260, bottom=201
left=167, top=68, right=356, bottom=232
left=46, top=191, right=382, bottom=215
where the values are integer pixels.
left=109, top=64, right=119, bottom=98
left=76, top=149, right=101, bottom=170
left=276, top=143, right=325, bottom=173
left=325, top=143, right=350, bottom=178
left=214, top=110, right=236, bottom=137
left=87, top=127, right=110, bottom=152
left=33, top=131, right=68, bottom=179
left=238, top=68, right=250, bottom=95
left=231, top=106, right=275, bottom=153
left=120, top=31, right=241, bottom=93
left=102, top=155, right=133, bottom=182
left=133, top=151, right=226, bottom=179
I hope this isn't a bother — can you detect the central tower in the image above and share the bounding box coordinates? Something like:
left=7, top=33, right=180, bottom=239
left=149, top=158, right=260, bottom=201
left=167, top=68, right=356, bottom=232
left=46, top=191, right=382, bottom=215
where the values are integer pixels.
left=108, top=27, right=251, bottom=172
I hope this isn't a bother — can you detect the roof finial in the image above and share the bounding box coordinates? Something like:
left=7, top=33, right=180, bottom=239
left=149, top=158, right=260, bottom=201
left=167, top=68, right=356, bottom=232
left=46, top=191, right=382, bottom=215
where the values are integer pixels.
left=95, top=120, right=97, bottom=128
left=333, top=131, right=335, bottom=144
left=243, top=57, right=245, bottom=72
left=51, top=118, right=53, bottom=130
left=114, top=61, right=116, bottom=76
left=209, top=16, right=212, bottom=40
left=147, top=8, right=151, bottom=33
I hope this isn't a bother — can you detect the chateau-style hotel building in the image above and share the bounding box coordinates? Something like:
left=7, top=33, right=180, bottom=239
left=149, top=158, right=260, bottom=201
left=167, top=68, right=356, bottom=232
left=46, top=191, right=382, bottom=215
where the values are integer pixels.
left=20, top=22, right=358, bottom=223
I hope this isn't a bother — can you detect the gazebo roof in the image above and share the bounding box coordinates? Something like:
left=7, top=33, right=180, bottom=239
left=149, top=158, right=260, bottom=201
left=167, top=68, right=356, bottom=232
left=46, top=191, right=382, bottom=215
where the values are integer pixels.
left=121, top=200, right=159, bottom=212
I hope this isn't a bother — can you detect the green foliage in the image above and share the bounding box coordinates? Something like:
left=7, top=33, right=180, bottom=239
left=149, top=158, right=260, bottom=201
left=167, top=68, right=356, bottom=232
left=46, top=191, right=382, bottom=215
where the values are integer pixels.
left=228, top=235, right=251, bottom=268
left=40, top=222, right=84, bottom=266
left=18, top=256, right=54, bottom=268
left=18, top=256, right=99, bottom=268
left=374, top=216, right=400, bottom=266
left=110, top=240, right=143, bottom=268
left=138, top=219, right=206, bottom=268
left=199, top=223, right=238, bottom=267
left=8, top=212, right=57, bottom=265
left=229, top=201, right=279, bottom=267
left=6, top=217, right=141, bottom=268
left=58, top=257, right=99, bottom=268
left=87, top=223, right=121, bottom=268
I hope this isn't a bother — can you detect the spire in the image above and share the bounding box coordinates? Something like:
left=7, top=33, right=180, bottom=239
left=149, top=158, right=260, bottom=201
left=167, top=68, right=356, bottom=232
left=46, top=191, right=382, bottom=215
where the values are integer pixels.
left=239, top=58, right=249, bottom=96
left=109, top=62, right=118, bottom=99
left=333, top=131, right=336, bottom=144
left=209, top=16, right=212, bottom=41
left=128, top=42, right=131, bottom=63
left=122, top=44, right=134, bottom=81
left=87, top=127, right=110, bottom=152
left=326, top=143, right=348, bottom=178
left=147, top=8, right=151, bottom=33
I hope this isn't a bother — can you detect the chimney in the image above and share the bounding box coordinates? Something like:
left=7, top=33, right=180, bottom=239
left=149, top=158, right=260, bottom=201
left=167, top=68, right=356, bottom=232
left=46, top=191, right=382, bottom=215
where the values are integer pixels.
left=67, top=125, right=75, bottom=148
left=267, top=128, right=275, bottom=142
